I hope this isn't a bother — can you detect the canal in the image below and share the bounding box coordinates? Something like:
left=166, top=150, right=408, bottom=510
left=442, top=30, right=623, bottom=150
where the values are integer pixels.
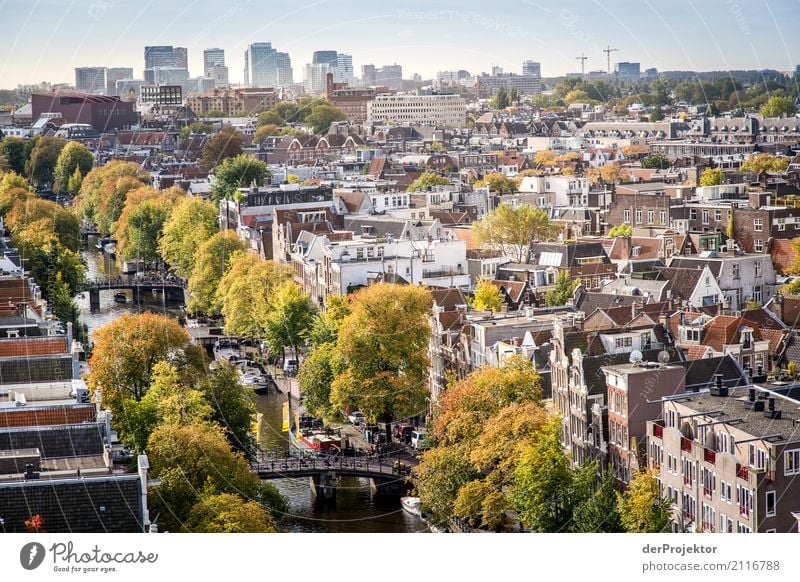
left=78, top=240, right=424, bottom=533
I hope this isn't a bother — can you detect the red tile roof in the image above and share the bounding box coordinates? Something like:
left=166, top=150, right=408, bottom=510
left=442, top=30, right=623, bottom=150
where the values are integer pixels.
left=0, top=337, right=68, bottom=357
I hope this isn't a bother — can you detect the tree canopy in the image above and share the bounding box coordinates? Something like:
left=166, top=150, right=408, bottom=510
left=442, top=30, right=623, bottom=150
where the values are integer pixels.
left=199, top=125, right=244, bottom=170
left=760, top=95, right=796, bottom=118
left=470, top=278, right=504, bottom=312
left=740, top=154, right=789, bottom=174
left=406, top=171, right=451, bottom=192
left=114, top=187, right=184, bottom=262
left=187, top=231, right=248, bottom=315
left=25, top=136, right=66, bottom=187
left=211, top=154, right=269, bottom=202
left=474, top=172, right=519, bottom=193
left=699, top=167, right=723, bottom=186
left=52, top=141, right=93, bottom=194
left=608, top=224, right=633, bottom=238
left=473, top=204, right=556, bottom=263
left=545, top=270, right=579, bottom=307
left=158, top=197, right=218, bottom=277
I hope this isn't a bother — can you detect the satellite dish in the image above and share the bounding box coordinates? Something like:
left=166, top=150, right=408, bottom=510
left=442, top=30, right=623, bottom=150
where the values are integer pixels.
left=629, top=350, right=643, bottom=365
left=658, top=350, right=671, bottom=367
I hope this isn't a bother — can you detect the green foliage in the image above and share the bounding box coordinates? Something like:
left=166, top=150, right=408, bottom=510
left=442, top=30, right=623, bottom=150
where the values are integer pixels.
left=617, top=469, right=672, bottom=532
left=185, top=493, right=276, bottom=533
left=305, top=104, right=347, bottom=134
left=114, top=188, right=183, bottom=262
left=492, top=86, right=510, bottom=110
left=66, top=166, right=83, bottom=196
left=546, top=270, right=579, bottom=307
left=49, top=272, right=85, bottom=344
left=25, top=136, right=66, bottom=187
left=473, top=204, right=556, bottom=263
left=726, top=212, right=735, bottom=240
left=52, top=141, right=93, bottom=194
left=187, top=232, right=248, bottom=315
left=199, top=125, right=244, bottom=171
left=640, top=154, right=669, bottom=170
left=563, top=89, right=592, bottom=104
left=0, top=137, right=27, bottom=174
left=741, top=154, right=790, bottom=174
left=297, top=342, right=341, bottom=420
left=158, top=197, right=218, bottom=277
left=571, top=468, right=625, bottom=532
left=760, top=95, right=796, bottom=118
left=470, top=277, right=504, bottom=312
left=608, top=224, right=633, bottom=238
left=308, top=294, right=350, bottom=347
left=508, top=87, right=520, bottom=105
left=201, top=363, right=256, bottom=454
left=474, top=172, right=518, bottom=193
left=179, top=121, right=213, bottom=139
left=74, top=161, right=149, bottom=234
left=406, top=171, right=450, bottom=192
left=699, top=167, right=723, bottom=186
left=211, top=154, right=269, bottom=202
left=261, top=281, right=317, bottom=356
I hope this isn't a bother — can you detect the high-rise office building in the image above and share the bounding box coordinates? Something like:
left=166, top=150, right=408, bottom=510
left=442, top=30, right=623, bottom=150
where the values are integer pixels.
left=361, top=64, right=376, bottom=86
left=75, top=67, right=106, bottom=93
left=105, top=67, right=133, bottom=95
left=208, top=66, right=229, bottom=88
left=304, top=63, right=332, bottom=95
left=336, top=53, right=354, bottom=84
left=312, top=50, right=338, bottom=66
left=615, top=61, right=641, bottom=80
left=522, top=60, right=541, bottom=77
left=203, top=48, right=225, bottom=75
left=375, top=64, right=402, bottom=90
left=244, top=43, right=292, bottom=87
left=144, top=46, right=187, bottom=69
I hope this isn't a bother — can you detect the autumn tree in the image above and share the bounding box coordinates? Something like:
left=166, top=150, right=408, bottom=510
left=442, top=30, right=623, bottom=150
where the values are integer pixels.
left=608, top=224, right=633, bottom=238
left=186, top=493, right=276, bottom=533
left=699, top=167, right=723, bottom=186
left=330, top=284, right=431, bottom=440
left=114, top=187, right=183, bottom=262
left=5, top=197, right=80, bottom=251
left=308, top=294, right=351, bottom=347
left=474, top=172, right=518, bottom=193
left=88, top=313, right=191, bottom=412
left=533, top=150, right=557, bottom=167
left=52, top=141, right=93, bottom=193
left=211, top=154, right=269, bottom=203
left=199, top=125, right=244, bottom=170
left=305, top=103, right=347, bottom=134
left=492, top=86, right=510, bottom=110
left=760, top=95, right=796, bottom=118
left=617, top=469, right=672, bottom=533
left=253, top=124, right=278, bottom=144
left=74, top=161, right=149, bottom=234
left=473, top=204, right=556, bottom=263
left=406, top=171, right=451, bottom=192
left=298, top=342, right=342, bottom=420
left=202, top=363, right=257, bottom=453
left=25, top=136, right=66, bottom=187
left=158, top=197, right=218, bottom=277
left=546, top=270, right=579, bottom=307
left=187, top=231, right=248, bottom=315
left=470, top=278, right=504, bottom=312
left=741, top=154, right=790, bottom=174
left=261, top=281, right=317, bottom=359
left=216, top=253, right=292, bottom=338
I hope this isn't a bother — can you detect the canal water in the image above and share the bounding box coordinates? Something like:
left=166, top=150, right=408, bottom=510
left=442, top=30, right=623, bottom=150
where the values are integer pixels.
left=78, top=240, right=424, bottom=533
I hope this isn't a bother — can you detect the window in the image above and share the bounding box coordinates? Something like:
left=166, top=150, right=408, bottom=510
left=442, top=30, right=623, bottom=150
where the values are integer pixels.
left=690, top=208, right=697, bottom=220
left=720, top=480, right=732, bottom=503
left=737, top=485, right=752, bottom=517
left=660, top=209, right=667, bottom=225
left=715, top=210, right=722, bottom=221
left=702, top=467, right=715, bottom=498
left=754, top=218, right=763, bottom=232
left=648, top=210, right=654, bottom=224
left=731, top=263, right=740, bottom=279
left=785, top=449, right=800, bottom=475
left=624, top=208, right=631, bottom=223
left=666, top=409, right=677, bottom=428
left=753, top=285, right=762, bottom=304
left=754, top=239, right=763, bottom=253
left=777, top=218, right=786, bottom=231
left=755, top=261, right=762, bottom=277
left=377, top=246, right=384, bottom=258
left=367, top=246, right=375, bottom=258
left=702, top=210, right=709, bottom=224
left=737, top=523, right=752, bottom=533
left=635, top=209, right=642, bottom=223
left=682, top=456, right=695, bottom=486
left=356, top=247, right=364, bottom=259
left=702, top=503, right=715, bottom=531
left=766, top=491, right=776, bottom=517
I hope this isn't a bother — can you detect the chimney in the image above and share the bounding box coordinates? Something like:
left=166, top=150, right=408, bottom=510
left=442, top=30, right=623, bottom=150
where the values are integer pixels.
left=710, top=373, right=728, bottom=396
left=744, top=387, right=765, bottom=411
left=138, top=455, right=152, bottom=532
left=764, top=397, right=782, bottom=419
left=774, top=293, right=784, bottom=324
left=727, top=239, right=736, bottom=256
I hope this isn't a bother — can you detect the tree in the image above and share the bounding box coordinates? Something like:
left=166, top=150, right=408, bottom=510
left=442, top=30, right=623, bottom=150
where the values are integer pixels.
left=146, top=422, right=276, bottom=532
left=608, top=224, right=633, bottom=238
left=261, top=281, right=317, bottom=359
left=415, top=445, right=479, bottom=522
left=49, top=272, right=85, bottom=343
left=470, top=278, right=504, bottom=312
left=473, top=204, right=556, bottom=263
left=726, top=212, right=735, bottom=240
left=88, top=313, right=190, bottom=412
left=66, top=166, right=83, bottom=195
left=211, top=154, right=269, bottom=203
left=298, top=342, right=342, bottom=420
left=649, top=107, right=664, bottom=122
left=179, top=121, right=213, bottom=139
left=308, top=294, right=351, bottom=347
left=492, top=86, right=509, bottom=109
left=158, top=197, right=218, bottom=277
left=5, top=197, right=80, bottom=251
left=253, top=124, right=277, bottom=144
left=510, top=418, right=574, bottom=532
left=199, top=125, right=244, bottom=170
left=114, top=188, right=183, bottom=262
left=473, top=172, right=518, bottom=193
left=0, top=136, right=27, bottom=174
left=25, top=136, right=66, bottom=187
left=508, top=86, right=520, bottom=105
left=571, top=468, right=625, bottom=533
left=533, top=150, right=557, bottom=167
left=617, top=469, right=672, bottom=533
left=186, top=493, right=276, bottom=533
left=305, top=103, right=347, bottom=134
left=640, top=154, right=670, bottom=169
left=546, top=270, right=579, bottom=307
left=52, top=141, right=93, bottom=194
left=406, top=171, right=450, bottom=192
left=741, top=154, right=790, bottom=174
left=760, top=95, right=796, bottom=118
left=187, top=232, right=248, bottom=315
left=563, top=89, right=591, bottom=104
left=74, top=161, right=149, bottom=233
left=700, top=167, right=723, bottom=186
left=330, top=284, right=431, bottom=440
left=201, top=363, right=256, bottom=453
left=217, top=254, right=292, bottom=338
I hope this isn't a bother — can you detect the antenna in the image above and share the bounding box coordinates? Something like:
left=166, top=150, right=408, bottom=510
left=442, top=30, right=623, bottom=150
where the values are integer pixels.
left=603, top=45, right=619, bottom=75
left=629, top=349, right=643, bottom=366
left=576, top=53, right=588, bottom=77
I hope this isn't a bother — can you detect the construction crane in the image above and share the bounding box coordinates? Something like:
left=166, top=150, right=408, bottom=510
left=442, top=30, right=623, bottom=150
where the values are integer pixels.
left=575, top=53, right=588, bottom=77
left=603, top=45, right=618, bottom=75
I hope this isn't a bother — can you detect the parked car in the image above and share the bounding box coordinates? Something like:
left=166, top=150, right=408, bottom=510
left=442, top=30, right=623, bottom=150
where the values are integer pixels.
left=347, top=410, right=365, bottom=425
left=283, top=358, right=299, bottom=376
left=411, top=430, right=427, bottom=449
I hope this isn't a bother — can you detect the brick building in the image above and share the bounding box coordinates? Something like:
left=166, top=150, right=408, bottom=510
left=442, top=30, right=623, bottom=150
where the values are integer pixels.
left=31, top=92, right=137, bottom=131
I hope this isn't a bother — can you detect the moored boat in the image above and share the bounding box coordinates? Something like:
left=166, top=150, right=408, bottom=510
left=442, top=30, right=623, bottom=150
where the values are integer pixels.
left=113, top=292, right=127, bottom=303
left=401, top=496, right=422, bottom=518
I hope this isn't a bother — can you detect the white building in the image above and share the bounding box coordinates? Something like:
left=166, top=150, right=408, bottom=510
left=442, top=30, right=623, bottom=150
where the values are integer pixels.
left=367, top=93, right=467, bottom=126
left=517, top=175, right=589, bottom=207
left=304, top=63, right=331, bottom=95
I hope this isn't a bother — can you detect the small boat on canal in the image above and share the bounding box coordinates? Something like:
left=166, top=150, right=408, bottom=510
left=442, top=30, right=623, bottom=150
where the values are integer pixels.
left=113, top=292, right=127, bottom=303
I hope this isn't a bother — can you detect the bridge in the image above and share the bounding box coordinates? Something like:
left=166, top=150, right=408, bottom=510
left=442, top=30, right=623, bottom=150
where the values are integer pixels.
left=80, top=275, right=186, bottom=310
left=251, top=455, right=415, bottom=502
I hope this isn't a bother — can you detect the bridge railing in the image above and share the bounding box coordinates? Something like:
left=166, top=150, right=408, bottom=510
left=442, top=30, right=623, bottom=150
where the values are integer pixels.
left=81, top=275, right=187, bottom=289
left=251, top=456, right=414, bottom=476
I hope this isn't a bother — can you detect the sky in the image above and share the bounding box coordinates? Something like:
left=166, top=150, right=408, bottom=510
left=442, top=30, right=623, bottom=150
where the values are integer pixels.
left=0, top=0, right=798, bottom=88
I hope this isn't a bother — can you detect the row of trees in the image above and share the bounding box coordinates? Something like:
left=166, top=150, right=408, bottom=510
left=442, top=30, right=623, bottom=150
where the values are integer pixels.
left=88, top=312, right=285, bottom=532
left=0, top=136, right=94, bottom=191
left=414, top=359, right=671, bottom=532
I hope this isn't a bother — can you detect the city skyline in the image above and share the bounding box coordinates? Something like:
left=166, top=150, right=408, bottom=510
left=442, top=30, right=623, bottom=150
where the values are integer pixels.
left=0, top=0, right=798, bottom=89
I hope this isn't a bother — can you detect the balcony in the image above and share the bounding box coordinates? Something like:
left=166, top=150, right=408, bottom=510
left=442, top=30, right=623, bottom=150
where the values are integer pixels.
left=652, top=423, right=664, bottom=439
left=681, top=437, right=693, bottom=453
left=703, top=485, right=713, bottom=498
left=737, top=464, right=749, bottom=481
left=704, top=448, right=716, bottom=465
left=683, top=473, right=693, bottom=487
left=739, top=505, right=750, bottom=518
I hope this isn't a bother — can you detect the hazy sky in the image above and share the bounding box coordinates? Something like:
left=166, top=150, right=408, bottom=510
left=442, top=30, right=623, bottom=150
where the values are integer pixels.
left=1, top=0, right=798, bottom=88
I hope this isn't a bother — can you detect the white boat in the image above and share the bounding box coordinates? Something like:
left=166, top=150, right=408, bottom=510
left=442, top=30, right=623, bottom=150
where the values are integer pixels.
left=238, top=368, right=272, bottom=395
left=401, top=496, right=423, bottom=518
left=213, top=338, right=243, bottom=362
